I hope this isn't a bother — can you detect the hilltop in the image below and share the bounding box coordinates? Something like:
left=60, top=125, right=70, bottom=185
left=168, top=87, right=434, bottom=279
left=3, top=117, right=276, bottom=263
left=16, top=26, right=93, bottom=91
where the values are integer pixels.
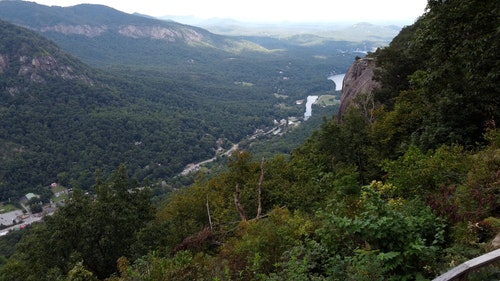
left=0, top=19, right=282, bottom=198
left=0, top=2, right=372, bottom=199
left=0, top=0, right=499, bottom=280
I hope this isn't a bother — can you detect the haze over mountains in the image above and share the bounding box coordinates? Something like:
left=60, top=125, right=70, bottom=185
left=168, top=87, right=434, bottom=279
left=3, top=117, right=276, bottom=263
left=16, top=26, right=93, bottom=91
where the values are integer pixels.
left=0, top=1, right=400, bottom=66
left=159, top=15, right=402, bottom=42
left=1, top=1, right=499, bottom=280
left=0, top=1, right=400, bottom=198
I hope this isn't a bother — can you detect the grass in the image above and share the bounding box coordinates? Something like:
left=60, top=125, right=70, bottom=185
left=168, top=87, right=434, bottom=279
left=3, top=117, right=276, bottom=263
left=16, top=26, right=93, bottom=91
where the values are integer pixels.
left=52, top=193, right=69, bottom=204
left=316, top=95, right=340, bottom=106
left=51, top=185, right=66, bottom=194
left=0, top=204, right=20, bottom=214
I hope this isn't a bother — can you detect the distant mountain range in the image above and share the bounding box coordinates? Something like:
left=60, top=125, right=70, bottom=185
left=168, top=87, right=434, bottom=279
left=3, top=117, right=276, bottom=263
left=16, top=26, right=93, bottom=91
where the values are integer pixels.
left=0, top=1, right=400, bottom=67
left=0, top=1, right=400, bottom=199
left=0, top=1, right=270, bottom=67
left=159, top=15, right=402, bottom=43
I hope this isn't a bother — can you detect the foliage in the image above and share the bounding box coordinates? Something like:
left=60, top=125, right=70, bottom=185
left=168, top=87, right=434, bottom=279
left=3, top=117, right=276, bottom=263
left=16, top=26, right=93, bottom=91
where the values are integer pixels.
left=0, top=165, right=155, bottom=280
left=0, top=12, right=351, bottom=200
left=382, top=145, right=470, bottom=198
left=113, top=251, right=228, bottom=281
left=293, top=107, right=381, bottom=185
left=219, top=208, right=315, bottom=280
left=455, top=146, right=500, bottom=222
left=1, top=0, right=499, bottom=280
left=373, top=0, right=499, bottom=149
left=66, top=262, right=98, bottom=281
left=317, top=182, right=447, bottom=279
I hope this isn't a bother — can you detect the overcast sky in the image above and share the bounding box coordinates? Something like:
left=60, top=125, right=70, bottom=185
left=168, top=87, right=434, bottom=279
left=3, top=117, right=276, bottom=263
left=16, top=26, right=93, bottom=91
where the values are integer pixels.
left=30, top=0, right=428, bottom=24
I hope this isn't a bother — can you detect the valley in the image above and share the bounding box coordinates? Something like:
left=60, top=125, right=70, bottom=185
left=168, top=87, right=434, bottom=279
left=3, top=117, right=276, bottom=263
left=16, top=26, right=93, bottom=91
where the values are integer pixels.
left=0, top=1, right=382, bottom=199
left=0, top=1, right=498, bottom=280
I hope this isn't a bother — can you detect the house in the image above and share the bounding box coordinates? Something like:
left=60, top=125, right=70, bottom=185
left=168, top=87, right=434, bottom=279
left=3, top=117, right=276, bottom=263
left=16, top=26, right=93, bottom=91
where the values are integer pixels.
left=19, top=192, right=39, bottom=204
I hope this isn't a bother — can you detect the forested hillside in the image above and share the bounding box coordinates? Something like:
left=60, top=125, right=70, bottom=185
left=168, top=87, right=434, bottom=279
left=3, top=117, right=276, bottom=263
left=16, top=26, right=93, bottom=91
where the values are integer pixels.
left=0, top=1, right=365, bottom=71
left=0, top=19, right=288, bottom=199
left=1, top=0, right=499, bottom=280
left=0, top=2, right=365, bottom=200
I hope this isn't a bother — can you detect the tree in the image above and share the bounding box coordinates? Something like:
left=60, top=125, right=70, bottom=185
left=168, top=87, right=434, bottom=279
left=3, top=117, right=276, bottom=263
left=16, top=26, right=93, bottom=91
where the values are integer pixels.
left=408, top=0, right=499, bottom=148
left=316, top=181, right=446, bottom=279
left=66, top=262, right=98, bottom=281
left=0, top=165, right=155, bottom=280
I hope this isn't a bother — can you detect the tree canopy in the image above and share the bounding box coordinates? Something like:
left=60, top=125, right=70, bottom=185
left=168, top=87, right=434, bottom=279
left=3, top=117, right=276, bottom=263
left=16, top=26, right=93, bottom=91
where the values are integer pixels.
left=1, top=0, right=499, bottom=280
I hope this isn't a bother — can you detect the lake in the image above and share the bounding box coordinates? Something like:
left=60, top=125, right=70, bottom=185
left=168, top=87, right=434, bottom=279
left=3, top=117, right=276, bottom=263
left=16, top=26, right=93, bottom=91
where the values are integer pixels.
left=328, top=73, right=345, bottom=91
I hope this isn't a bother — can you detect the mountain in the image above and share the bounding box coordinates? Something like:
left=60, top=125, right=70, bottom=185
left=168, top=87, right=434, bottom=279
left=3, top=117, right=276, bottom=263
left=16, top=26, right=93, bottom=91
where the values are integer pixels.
left=0, top=1, right=385, bottom=69
left=2, top=1, right=499, bottom=280
left=0, top=19, right=282, bottom=200
left=0, top=1, right=268, bottom=67
left=0, top=1, right=361, bottom=102
left=0, top=20, right=92, bottom=85
left=0, top=2, right=387, bottom=199
left=160, top=15, right=402, bottom=44
left=0, top=1, right=215, bottom=43
left=336, top=57, right=380, bottom=121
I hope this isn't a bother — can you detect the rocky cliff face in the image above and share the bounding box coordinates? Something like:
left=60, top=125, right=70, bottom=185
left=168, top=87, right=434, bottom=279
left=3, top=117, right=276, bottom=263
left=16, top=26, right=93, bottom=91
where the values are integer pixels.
left=0, top=54, right=7, bottom=74
left=337, top=58, right=380, bottom=122
left=0, top=19, right=94, bottom=87
left=40, top=24, right=108, bottom=37
left=0, top=41, right=92, bottom=88
left=39, top=23, right=206, bottom=43
left=0, top=52, right=93, bottom=96
left=14, top=55, right=93, bottom=84
left=0, top=1, right=210, bottom=44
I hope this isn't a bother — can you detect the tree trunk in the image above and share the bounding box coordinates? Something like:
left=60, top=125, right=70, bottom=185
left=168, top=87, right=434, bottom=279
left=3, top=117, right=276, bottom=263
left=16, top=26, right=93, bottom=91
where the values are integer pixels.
left=234, top=184, right=247, bottom=221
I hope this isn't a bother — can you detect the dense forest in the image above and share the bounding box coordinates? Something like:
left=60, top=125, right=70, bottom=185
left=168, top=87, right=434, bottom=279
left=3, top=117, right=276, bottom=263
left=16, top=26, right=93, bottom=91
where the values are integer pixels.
left=1, top=0, right=499, bottom=280
left=0, top=1, right=363, bottom=199
left=0, top=20, right=277, bottom=198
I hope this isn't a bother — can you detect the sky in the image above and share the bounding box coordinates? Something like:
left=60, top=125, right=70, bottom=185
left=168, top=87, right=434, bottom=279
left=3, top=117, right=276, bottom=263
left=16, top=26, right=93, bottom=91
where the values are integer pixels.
left=29, top=0, right=428, bottom=24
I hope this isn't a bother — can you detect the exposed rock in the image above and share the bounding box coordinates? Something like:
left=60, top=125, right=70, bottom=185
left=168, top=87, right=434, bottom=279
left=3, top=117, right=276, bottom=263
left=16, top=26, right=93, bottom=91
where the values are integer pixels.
left=0, top=54, right=7, bottom=74
left=37, top=23, right=206, bottom=43
left=19, top=56, right=29, bottom=64
left=491, top=232, right=500, bottom=249
left=40, top=24, right=108, bottom=37
left=7, top=87, right=19, bottom=96
left=11, top=55, right=92, bottom=84
left=119, top=25, right=179, bottom=41
left=118, top=25, right=204, bottom=43
left=30, top=73, right=46, bottom=83
left=337, top=58, right=380, bottom=122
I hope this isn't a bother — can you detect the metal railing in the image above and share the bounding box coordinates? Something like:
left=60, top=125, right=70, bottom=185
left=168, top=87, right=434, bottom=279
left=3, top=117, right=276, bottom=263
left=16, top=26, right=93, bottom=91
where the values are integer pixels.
left=433, top=248, right=500, bottom=281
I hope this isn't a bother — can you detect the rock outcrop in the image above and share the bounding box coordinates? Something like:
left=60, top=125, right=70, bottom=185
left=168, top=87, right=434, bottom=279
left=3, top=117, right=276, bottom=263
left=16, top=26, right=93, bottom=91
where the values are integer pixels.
left=0, top=54, right=7, bottom=74
left=492, top=232, right=500, bottom=249
left=4, top=54, right=92, bottom=84
left=1, top=52, right=93, bottom=85
left=337, top=58, right=380, bottom=122
left=40, top=24, right=108, bottom=37
left=39, top=23, right=206, bottom=43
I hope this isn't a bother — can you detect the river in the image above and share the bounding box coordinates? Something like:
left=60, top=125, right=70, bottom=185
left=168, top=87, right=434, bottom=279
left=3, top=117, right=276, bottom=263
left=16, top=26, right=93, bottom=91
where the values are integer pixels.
left=304, top=73, right=345, bottom=120
left=304, top=95, right=319, bottom=120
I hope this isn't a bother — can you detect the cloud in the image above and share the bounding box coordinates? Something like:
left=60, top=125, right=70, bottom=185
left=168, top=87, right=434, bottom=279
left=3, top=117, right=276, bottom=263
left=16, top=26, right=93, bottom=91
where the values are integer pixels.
left=30, top=0, right=427, bottom=23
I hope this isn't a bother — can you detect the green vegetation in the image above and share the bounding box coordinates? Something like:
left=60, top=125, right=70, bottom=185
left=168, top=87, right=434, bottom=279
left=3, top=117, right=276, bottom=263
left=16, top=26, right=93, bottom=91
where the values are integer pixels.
left=0, top=0, right=499, bottom=280
left=0, top=0, right=357, bottom=200
left=0, top=17, right=345, bottom=200
left=0, top=205, right=17, bottom=214
left=316, top=95, right=340, bottom=106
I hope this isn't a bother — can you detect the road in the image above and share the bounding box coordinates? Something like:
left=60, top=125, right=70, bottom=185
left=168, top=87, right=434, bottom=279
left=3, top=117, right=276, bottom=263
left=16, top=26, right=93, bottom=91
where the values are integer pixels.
left=0, top=209, right=54, bottom=236
left=180, top=144, right=239, bottom=176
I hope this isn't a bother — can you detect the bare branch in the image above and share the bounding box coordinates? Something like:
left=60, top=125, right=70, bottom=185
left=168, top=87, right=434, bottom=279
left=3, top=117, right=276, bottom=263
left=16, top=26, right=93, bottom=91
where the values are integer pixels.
left=256, top=157, right=265, bottom=220
left=234, top=184, right=247, bottom=221
left=206, top=194, right=213, bottom=231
